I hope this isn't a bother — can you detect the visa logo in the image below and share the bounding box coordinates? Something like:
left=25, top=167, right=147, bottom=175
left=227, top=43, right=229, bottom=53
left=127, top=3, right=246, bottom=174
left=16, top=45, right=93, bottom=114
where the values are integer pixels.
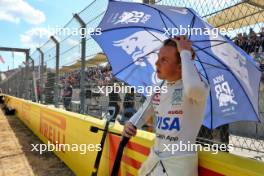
left=156, top=116, right=180, bottom=131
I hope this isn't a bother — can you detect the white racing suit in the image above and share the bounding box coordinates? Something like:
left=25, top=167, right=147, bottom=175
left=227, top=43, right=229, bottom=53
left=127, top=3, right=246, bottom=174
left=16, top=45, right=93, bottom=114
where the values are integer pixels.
left=129, top=50, right=209, bottom=176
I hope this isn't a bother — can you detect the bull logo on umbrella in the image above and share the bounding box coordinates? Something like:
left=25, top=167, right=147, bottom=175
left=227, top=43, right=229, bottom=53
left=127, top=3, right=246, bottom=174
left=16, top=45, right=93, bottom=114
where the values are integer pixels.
left=113, top=31, right=167, bottom=67
left=113, top=31, right=167, bottom=84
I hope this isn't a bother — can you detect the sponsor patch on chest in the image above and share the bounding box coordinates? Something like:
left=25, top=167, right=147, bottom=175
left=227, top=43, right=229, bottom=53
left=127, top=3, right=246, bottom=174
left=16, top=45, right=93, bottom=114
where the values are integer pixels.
left=171, top=89, right=183, bottom=105
left=156, top=116, right=181, bottom=131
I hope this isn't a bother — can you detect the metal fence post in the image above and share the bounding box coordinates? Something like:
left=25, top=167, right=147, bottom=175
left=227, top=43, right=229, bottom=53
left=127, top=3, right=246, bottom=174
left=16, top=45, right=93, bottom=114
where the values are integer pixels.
left=37, top=48, right=44, bottom=103
left=25, top=49, right=30, bottom=100
left=29, top=57, right=35, bottom=101
left=74, top=13, right=86, bottom=114
left=17, top=66, right=22, bottom=97
left=50, top=36, right=60, bottom=108
left=19, top=66, right=23, bottom=98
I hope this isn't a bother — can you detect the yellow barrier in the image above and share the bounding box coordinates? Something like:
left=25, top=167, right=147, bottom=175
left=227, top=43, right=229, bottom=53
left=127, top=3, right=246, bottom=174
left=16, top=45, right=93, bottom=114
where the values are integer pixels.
left=4, top=95, right=264, bottom=176
left=5, top=95, right=108, bottom=175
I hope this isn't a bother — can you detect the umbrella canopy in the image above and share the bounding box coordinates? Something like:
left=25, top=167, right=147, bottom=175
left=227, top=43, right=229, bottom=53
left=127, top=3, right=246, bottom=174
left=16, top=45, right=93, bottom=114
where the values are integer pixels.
left=92, top=0, right=261, bottom=129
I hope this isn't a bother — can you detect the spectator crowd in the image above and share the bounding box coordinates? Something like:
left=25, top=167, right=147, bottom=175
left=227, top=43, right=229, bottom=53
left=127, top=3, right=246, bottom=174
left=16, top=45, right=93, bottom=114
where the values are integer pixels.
left=60, top=64, right=113, bottom=89
left=234, top=27, right=264, bottom=55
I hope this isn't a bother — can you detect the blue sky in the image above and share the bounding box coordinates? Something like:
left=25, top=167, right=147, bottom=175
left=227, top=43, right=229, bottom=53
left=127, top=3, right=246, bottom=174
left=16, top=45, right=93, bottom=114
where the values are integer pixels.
left=0, top=0, right=99, bottom=71
left=0, top=0, right=144, bottom=71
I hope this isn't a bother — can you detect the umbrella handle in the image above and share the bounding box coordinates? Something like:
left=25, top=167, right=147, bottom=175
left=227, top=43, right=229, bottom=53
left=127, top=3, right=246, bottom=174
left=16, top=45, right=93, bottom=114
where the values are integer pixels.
left=111, top=136, right=130, bottom=176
